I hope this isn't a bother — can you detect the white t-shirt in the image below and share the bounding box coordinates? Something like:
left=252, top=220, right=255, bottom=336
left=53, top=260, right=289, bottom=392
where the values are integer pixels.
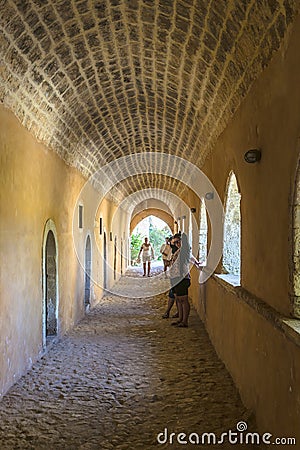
left=169, top=248, right=198, bottom=278
left=160, top=243, right=172, bottom=260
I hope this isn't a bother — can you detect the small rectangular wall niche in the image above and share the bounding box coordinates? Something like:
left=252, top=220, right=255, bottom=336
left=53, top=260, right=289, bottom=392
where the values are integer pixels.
left=79, top=205, right=83, bottom=229
left=99, top=217, right=103, bottom=235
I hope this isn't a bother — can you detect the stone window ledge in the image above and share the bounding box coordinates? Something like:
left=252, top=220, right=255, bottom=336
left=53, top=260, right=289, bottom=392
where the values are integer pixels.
left=214, top=273, right=241, bottom=287
left=211, top=275, right=300, bottom=348
left=281, top=320, right=300, bottom=347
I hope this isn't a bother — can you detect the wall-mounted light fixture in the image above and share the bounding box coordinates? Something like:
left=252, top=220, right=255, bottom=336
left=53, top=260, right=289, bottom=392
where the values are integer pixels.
left=244, top=148, right=261, bottom=163
left=190, top=207, right=196, bottom=213
left=205, top=192, right=214, bottom=200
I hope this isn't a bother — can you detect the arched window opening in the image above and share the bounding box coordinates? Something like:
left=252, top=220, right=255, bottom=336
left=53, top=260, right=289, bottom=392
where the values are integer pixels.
left=223, top=172, right=241, bottom=282
left=181, top=215, right=186, bottom=232
left=199, top=200, right=208, bottom=265
left=177, top=217, right=181, bottom=232
left=291, top=162, right=300, bottom=318
left=84, top=235, right=92, bottom=309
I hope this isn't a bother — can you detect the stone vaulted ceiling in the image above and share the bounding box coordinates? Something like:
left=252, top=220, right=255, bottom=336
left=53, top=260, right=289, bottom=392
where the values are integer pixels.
left=108, top=172, right=190, bottom=203
left=0, top=0, right=299, bottom=195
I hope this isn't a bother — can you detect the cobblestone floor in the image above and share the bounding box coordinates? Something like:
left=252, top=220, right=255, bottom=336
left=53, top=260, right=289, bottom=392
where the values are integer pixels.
left=0, top=268, right=261, bottom=450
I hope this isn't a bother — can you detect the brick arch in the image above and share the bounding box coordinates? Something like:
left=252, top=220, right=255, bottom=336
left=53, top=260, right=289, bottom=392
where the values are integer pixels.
left=130, top=209, right=174, bottom=235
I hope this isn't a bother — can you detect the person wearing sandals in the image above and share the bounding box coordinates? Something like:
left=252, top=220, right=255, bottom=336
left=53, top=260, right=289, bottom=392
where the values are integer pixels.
left=138, top=237, right=154, bottom=277
left=169, top=233, right=202, bottom=327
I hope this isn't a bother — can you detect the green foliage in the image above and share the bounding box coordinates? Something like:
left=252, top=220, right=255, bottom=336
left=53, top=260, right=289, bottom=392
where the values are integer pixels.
left=130, top=218, right=171, bottom=265
left=149, top=225, right=170, bottom=260
left=130, top=232, right=143, bottom=265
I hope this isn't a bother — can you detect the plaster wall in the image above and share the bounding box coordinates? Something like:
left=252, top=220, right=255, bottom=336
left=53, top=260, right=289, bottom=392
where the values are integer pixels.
left=205, top=278, right=300, bottom=438
left=174, top=188, right=200, bottom=256
left=111, top=204, right=130, bottom=282
left=0, top=107, right=83, bottom=396
left=203, top=13, right=300, bottom=314
left=0, top=107, right=125, bottom=397
left=190, top=12, right=300, bottom=439
left=96, top=198, right=129, bottom=289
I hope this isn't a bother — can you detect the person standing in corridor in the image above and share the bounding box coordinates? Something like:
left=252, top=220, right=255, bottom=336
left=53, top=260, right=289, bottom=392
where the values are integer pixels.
left=162, top=234, right=180, bottom=319
left=160, top=237, right=172, bottom=274
left=138, top=237, right=154, bottom=276
left=169, top=233, right=202, bottom=327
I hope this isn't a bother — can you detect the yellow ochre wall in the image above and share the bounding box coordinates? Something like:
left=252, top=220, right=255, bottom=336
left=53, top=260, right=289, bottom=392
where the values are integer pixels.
left=1, top=9, right=300, bottom=444
left=190, top=12, right=300, bottom=440
left=0, top=107, right=126, bottom=397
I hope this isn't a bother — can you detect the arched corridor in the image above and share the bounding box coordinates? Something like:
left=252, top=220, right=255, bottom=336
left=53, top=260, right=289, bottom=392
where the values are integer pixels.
left=0, top=271, right=259, bottom=450
left=1, top=0, right=300, bottom=447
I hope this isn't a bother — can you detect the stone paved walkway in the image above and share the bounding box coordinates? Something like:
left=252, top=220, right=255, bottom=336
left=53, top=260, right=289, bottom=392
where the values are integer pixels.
left=0, top=269, right=260, bottom=450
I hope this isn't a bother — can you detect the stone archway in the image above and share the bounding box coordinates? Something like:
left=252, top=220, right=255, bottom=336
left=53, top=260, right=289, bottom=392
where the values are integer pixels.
left=84, top=235, right=92, bottom=309
left=130, top=208, right=174, bottom=235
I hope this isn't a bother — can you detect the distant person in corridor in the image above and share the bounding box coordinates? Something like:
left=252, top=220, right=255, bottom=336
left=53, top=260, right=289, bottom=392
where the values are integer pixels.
left=160, top=237, right=172, bottom=274
left=138, top=237, right=154, bottom=276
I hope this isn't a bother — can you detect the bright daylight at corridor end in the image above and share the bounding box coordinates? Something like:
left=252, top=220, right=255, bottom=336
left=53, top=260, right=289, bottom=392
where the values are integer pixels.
left=1, top=0, right=300, bottom=448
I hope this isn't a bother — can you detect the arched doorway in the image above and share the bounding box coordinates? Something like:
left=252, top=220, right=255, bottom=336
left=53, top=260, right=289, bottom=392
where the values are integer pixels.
left=44, top=229, right=58, bottom=342
left=103, top=231, right=107, bottom=289
left=121, top=238, right=123, bottom=275
left=114, top=236, right=117, bottom=280
left=84, top=235, right=92, bottom=309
